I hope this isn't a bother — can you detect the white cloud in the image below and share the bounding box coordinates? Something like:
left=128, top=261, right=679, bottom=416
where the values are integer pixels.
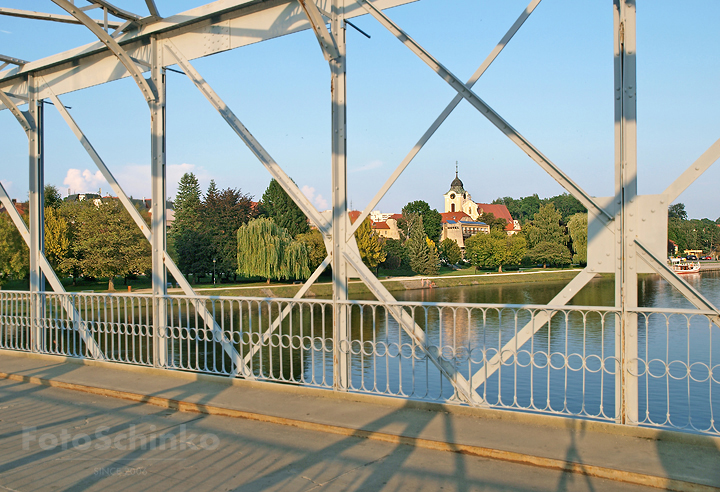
left=68, top=163, right=213, bottom=200
left=63, top=169, right=108, bottom=195
left=0, top=30, right=11, bottom=35
left=350, top=160, right=383, bottom=173
left=302, top=185, right=329, bottom=211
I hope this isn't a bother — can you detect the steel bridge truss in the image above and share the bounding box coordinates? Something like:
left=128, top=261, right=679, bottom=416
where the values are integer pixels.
left=1, top=0, right=719, bottom=424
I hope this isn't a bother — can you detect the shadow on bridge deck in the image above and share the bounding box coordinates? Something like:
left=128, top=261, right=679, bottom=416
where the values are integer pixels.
left=0, top=349, right=718, bottom=492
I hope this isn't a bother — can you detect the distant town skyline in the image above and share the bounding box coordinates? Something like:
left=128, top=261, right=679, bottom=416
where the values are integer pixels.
left=2, top=0, right=718, bottom=220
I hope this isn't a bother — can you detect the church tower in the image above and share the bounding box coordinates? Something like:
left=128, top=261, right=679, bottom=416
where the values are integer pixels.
left=443, top=163, right=478, bottom=218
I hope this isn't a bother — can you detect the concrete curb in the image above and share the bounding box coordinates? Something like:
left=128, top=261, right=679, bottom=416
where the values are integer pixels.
left=3, top=349, right=718, bottom=448
left=0, top=366, right=718, bottom=491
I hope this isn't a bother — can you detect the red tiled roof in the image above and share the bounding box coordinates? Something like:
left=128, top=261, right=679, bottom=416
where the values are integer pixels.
left=348, top=210, right=362, bottom=224
left=389, top=213, right=403, bottom=220
left=0, top=201, right=27, bottom=216
left=476, top=204, right=513, bottom=223
left=372, top=221, right=390, bottom=230
left=440, top=211, right=470, bottom=223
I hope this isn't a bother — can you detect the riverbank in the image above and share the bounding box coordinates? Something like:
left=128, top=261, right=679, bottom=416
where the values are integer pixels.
left=179, top=269, right=585, bottom=299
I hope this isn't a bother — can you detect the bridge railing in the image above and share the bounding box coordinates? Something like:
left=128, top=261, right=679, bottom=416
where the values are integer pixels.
left=0, top=290, right=717, bottom=436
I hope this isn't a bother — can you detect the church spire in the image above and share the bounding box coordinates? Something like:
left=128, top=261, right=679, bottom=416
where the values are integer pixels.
left=449, top=161, right=464, bottom=191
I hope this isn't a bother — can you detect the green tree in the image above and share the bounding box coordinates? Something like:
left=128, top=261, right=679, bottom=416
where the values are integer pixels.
left=260, top=179, right=309, bottom=237
left=44, top=206, right=70, bottom=274
left=381, top=238, right=407, bottom=270
left=477, top=212, right=507, bottom=231
left=0, top=213, right=28, bottom=286
left=176, top=229, right=214, bottom=283
left=58, top=200, right=83, bottom=284
left=72, top=200, right=152, bottom=291
left=172, top=173, right=202, bottom=237
left=172, top=173, right=208, bottom=279
left=567, top=213, right=588, bottom=265
left=354, top=218, right=386, bottom=273
left=402, top=200, right=442, bottom=243
left=547, top=193, right=586, bottom=222
left=201, top=182, right=258, bottom=281
left=439, top=237, right=462, bottom=265
left=236, top=218, right=310, bottom=282
left=493, top=194, right=542, bottom=224
left=527, top=241, right=572, bottom=268
left=406, top=214, right=438, bottom=275
left=44, top=185, right=63, bottom=209
left=296, top=229, right=328, bottom=273
left=524, top=203, right=568, bottom=249
left=465, top=229, right=526, bottom=273
left=668, top=203, right=688, bottom=221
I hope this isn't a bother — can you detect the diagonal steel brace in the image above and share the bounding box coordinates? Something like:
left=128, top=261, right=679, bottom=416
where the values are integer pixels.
left=51, top=0, right=155, bottom=103
left=359, top=0, right=613, bottom=226
left=42, top=83, right=249, bottom=377
left=470, top=268, right=597, bottom=389
left=298, top=0, right=339, bottom=61
left=343, top=249, right=484, bottom=406
left=0, top=183, right=105, bottom=359
left=164, top=41, right=331, bottom=236
left=635, top=240, right=720, bottom=328
left=349, top=0, right=544, bottom=237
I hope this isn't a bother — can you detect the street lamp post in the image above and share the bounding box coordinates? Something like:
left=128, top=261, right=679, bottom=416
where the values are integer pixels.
left=213, top=258, right=216, bottom=286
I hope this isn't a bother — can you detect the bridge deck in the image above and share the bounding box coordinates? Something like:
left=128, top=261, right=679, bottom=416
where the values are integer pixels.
left=0, top=350, right=718, bottom=491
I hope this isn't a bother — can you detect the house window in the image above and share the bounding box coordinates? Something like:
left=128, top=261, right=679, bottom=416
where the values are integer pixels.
left=451, top=203, right=455, bottom=212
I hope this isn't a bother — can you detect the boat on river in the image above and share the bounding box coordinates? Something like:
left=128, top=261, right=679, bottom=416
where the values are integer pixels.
left=669, top=257, right=700, bottom=274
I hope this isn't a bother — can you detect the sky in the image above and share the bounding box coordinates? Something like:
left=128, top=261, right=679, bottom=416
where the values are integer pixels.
left=1, top=0, right=719, bottom=220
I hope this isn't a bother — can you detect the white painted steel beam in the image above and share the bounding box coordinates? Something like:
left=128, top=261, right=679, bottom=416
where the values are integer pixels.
left=359, top=0, right=612, bottom=226
left=0, top=7, right=122, bottom=28
left=50, top=0, right=156, bottom=103
left=0, top=182, right=105, bottom=360
left=0, top=0, right=414, bottom=106
left=635, top=241, right=720, bottom=327
left=145, top=0, right=161, bottom=19
left=90, top=0, right=143, bottom=21
left=614, top=0, right=639, bottom=426
left=330, top=0, right=350, bottom=391
left=43, top=82, right=248, bottom=376
left=0, top=91, right=32, bottom=132
left=150, top=37, right=168, bottom=368
left=348, top=0, right=543, bottom=238
left=164, top=41, right=331, bottom=235
left=44, top=88, right=150, bottom=237
left=663, top=137, right=720, bottom=203
left=27, top=75, right=44, bottom=352
left=470, top=268, right=597, bottom=390
left=0, top=55, right=28, bottom=66
left=298, top=0, right=339, bottom=61
left=343, top=248, right=483, bottom=405
left=243, top=256, right=332, bottom=366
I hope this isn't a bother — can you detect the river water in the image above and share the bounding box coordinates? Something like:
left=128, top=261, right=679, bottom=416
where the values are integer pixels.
left=232, top=270, right=717, bottom=432
left=338, top=271, right=719, bottom=432
left=72, top=270, right=720, bottom=434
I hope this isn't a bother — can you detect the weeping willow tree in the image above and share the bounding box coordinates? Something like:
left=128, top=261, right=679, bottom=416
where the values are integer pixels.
left=237, top=218, right=311, bottom=282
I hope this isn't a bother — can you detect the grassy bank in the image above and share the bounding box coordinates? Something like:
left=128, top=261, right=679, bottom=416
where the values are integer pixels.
left=1, top=267, right=584, bottom=299
left=184, top=268, right=584, bottom=299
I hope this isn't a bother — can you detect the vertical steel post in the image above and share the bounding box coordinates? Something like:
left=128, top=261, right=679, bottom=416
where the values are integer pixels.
left=331, top=0, right=349, bottom=391
left=28, top=74, right=44, bottom=353
left=613, top=0, right=638, bottom=425
left=151, top=37, right=168, bottom=368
